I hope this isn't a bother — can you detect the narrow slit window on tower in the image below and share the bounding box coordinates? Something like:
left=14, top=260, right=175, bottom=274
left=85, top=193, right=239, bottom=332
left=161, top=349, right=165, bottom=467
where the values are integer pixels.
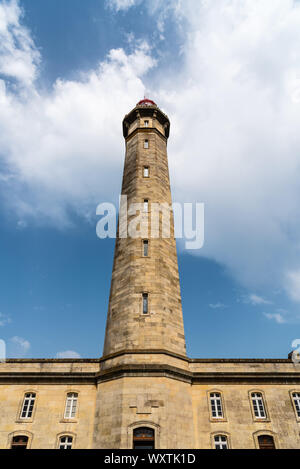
left=144, top=139, right=149, bottom=149
left=143, top=166, right=149, bottom=178
left=144, top=120, right=149, bottom=127
left=143, top=240, right=149, bottom=257
left=144, top=199, right=149, bottom=212
left=143, top=293, right=148, bottom=314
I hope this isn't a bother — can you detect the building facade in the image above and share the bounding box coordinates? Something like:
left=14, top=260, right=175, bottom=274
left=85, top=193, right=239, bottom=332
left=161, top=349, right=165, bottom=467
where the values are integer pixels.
left=0, top=100, right=300, bottom=449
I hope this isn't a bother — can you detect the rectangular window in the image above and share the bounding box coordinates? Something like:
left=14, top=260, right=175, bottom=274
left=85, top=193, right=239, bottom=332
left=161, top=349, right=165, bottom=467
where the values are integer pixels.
left=20, top=393, right=36, bottom=419
left=251, top=393, right=266, bottom=419
left=293, top=393, right=300, bottom=417
left=214, top=435, right=228, bottom=450
left=144, top=199, right=149, bottom=212
left=210, top=393, right=223, bottom=419
left=258, top=435, right=276, bottom=450
left=59, top=436, right=73, bottom=450
left=143, top=240, right=149, bottom=257
left=143, top=293, right=148, bottom=314
left=144, top=120, right=149, bottom=127
left=143, top=166, right=149, bottom=178
left=11, top=436, right=29, bottom=449
left=64, top=392, right=78, bottom=419
left=144, top=139, right=149, bottom=149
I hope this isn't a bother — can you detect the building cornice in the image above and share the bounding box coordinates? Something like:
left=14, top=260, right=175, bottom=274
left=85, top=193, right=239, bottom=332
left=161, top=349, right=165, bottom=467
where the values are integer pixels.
left=99, top=348, right=188, bottom=363
left=0, top=372, right=96, bottom=384
left=99, top=348, right=292, bottom=364
left=1, top=355, right=299, bottom=385
left=2, top=351, right=293, bottom=364
left=96, top=363, right=300, bottom=385
left=3, top=359, right=100, bottom=363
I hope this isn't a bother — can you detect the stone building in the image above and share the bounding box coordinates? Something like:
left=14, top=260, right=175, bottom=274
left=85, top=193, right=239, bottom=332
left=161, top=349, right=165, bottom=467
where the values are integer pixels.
left=0, top=99, right=300, bottom=449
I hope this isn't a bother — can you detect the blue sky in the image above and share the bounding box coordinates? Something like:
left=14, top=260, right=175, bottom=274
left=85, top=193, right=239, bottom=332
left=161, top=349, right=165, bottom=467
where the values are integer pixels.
left=0, top=0, right=300, bottom=359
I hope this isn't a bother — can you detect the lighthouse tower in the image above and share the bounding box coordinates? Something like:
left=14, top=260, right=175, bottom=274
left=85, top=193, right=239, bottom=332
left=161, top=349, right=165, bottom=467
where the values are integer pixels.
left=103, top=99, right=186, bottom=357
left=93, top=100, right=193, bottom=449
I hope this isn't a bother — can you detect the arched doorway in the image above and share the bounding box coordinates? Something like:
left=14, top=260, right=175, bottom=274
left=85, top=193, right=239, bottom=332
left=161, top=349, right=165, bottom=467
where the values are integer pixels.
left=11, top=435, right=29, bottom=450
left=258, top=435, right=276, bottom=449
left=133, top=427, right=155, bottom=449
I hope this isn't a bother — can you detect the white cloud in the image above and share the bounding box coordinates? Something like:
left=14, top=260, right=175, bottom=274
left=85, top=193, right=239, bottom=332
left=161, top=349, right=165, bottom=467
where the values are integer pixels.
left=1, top=0, right=300, bottom=313
left=17, top=219, right=27, bottom=229
left=10, top=336, right=30, bottom=357
left=0, top=313, right=11, bottom=327
left=285, top=270, right=300, bottom=302
left=56, top=350, right=81, bottom=359
left=247, top=294, right=272, bottom=306
left=264, top=312, right=287, bottom=324
left=0, top=0, right=40, bottom=86
left=106, top=0, right=140, bottom=12
left=209, top=303, right=226, bottom=309
left=277, top=308, right=288, bottom=314
left=0, top=2, right=155, bottom=225
left=154, top=0, right=300, bottom=296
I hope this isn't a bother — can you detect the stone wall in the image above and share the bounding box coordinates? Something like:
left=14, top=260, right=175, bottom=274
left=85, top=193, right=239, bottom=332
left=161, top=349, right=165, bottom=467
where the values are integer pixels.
left=93, top=376, right=194, bottom=449
left=0, top=384, right=96, bottom=449
left=0, top=357, right=300, bottom=448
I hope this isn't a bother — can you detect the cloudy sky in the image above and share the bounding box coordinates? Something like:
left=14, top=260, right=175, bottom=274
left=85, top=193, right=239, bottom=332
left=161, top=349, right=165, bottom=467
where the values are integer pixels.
left=1, top=0, right=300, bottom=358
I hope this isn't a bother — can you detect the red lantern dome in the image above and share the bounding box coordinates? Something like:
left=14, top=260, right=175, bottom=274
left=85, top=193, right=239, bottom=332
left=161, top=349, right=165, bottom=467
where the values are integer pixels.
left=137, top=98, right=157, bottom=107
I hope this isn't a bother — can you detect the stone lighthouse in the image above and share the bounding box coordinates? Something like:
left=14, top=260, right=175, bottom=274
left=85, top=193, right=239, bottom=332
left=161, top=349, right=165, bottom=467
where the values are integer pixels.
left=93, top=99, right=194, bottom=449
left=103, top=98, right=186, bottom=357
left=1, top=101, right=299, bottom=450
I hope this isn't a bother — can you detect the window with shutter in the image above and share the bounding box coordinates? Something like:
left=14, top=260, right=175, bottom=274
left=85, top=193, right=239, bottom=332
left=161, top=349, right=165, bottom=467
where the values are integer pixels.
left=258, top=435, right=275, bottom=450
left=11, top=435, right=28, bottom=450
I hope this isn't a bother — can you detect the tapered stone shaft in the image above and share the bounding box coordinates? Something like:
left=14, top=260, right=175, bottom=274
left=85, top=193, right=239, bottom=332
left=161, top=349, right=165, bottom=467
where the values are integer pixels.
left=103, top=99, right=186, bottom=357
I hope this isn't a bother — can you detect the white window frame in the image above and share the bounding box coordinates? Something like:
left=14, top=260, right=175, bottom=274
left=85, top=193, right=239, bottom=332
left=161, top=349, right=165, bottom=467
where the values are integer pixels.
left=144, top=139, right=149, bottom=149
left=210, top=393, right=223, bottom=419
left=143, top=240, right=149, bottom=257
left=292, top=392, right=300, bottom=418
left=214, top=435, right=228, bottom=449
left=251, top=392, right=266, bottom=419
left=144, top=199, right=149, bottom=213
left=143, top=166, right=149, bottom=178
left=64, top=393, right=78, bottom=419
left=20, top=393, right=36, bottom=419
left=59, top=435, right=73, bottom=449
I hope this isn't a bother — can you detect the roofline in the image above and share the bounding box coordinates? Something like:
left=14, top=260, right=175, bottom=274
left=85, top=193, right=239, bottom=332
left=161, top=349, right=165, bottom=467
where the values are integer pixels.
left=3, top=359, right=100, bottom=363
left=2, top=356, right=291, bottom=364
